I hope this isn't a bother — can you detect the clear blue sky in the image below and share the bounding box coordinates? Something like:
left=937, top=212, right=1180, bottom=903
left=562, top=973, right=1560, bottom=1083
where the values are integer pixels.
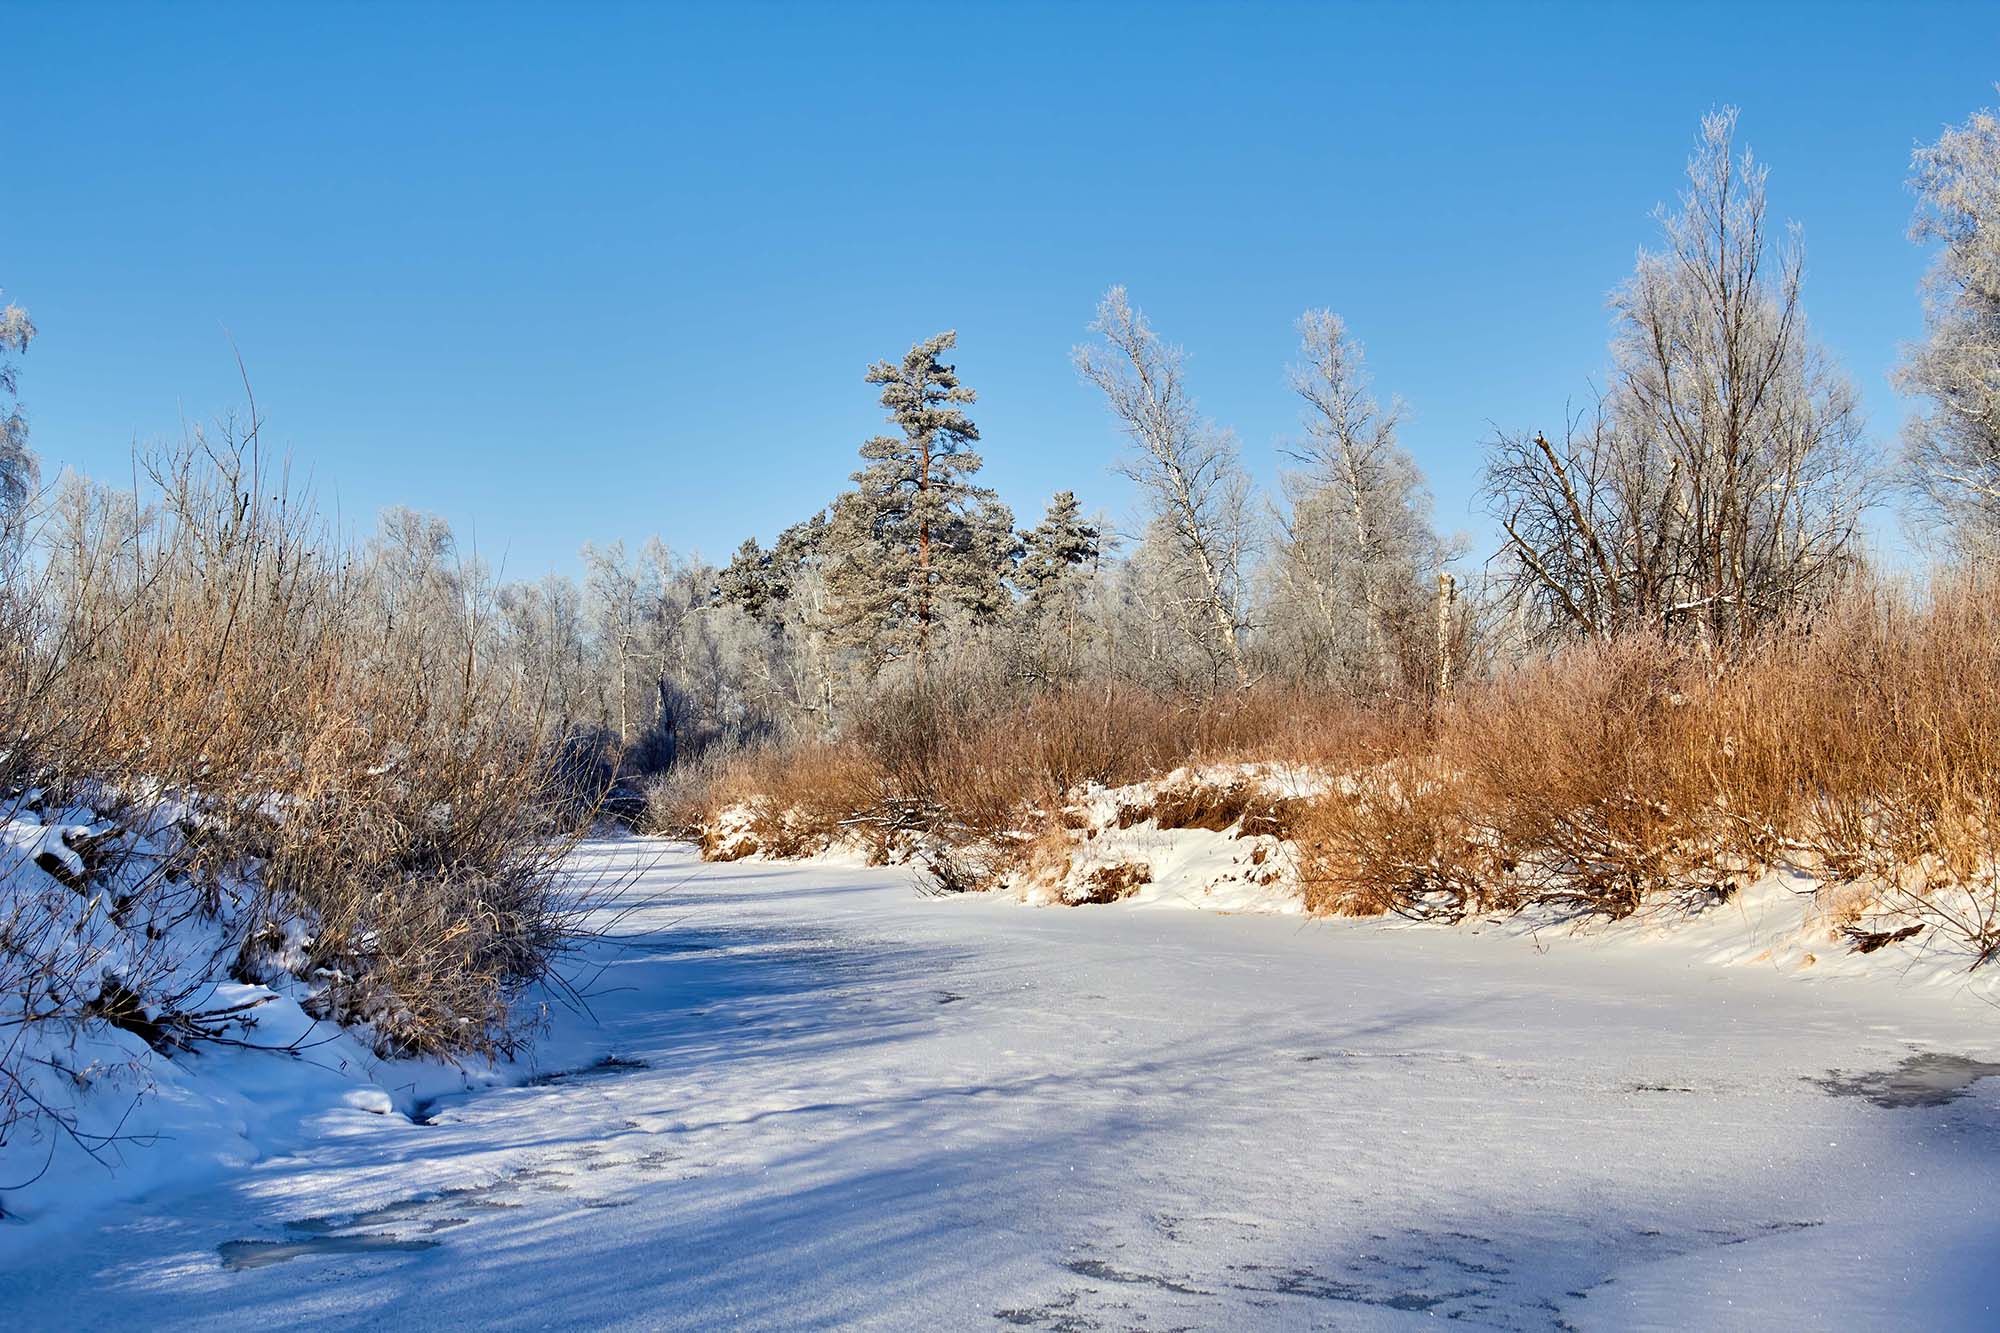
left=6, top=2, right=1995, bottom=576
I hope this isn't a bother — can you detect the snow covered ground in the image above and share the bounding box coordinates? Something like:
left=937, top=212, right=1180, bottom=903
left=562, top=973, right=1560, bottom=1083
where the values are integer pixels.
left=5, top=836, right=2000, bottom=1329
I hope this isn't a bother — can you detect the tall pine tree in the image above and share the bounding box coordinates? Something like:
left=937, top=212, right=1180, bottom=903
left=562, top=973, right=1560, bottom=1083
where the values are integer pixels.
left=1016, top=491, right=1101, bottom=615
left=824, top=331, right=1010, bottom=664
left=1013, top=491, right=1103, bottom=680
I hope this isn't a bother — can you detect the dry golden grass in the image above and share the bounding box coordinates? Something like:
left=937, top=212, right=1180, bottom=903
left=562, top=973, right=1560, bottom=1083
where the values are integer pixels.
left=678, top=740, right=889, bottom=861
left=1775, top=570, right=2000, bottom=959
left=2, top=435, right=592, bottom=1063
left=1292, top=757, right=1494, bottom=919
left=1295, top=569, right=2000, bottom=944
left=669, top=567, right=2000, bottom=963
left=671, top=679, right=1399, bottom=871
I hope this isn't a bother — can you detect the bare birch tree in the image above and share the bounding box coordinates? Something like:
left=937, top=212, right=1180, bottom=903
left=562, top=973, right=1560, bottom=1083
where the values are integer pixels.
left=1273, top=309, right=1448, bottom=691
left=1482, top=405, right=1673, bottom=642
left=1899, top=93, right=2000, bottom=544
left=1074, top=287, right=1255, bottom=691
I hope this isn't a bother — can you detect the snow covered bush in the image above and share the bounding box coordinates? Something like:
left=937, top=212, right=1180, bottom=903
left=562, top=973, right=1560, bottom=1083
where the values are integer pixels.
left=673, top=567, right=2000, bottom=966
left=0, top=787, right=277, bottom=1162
left=661, top=546, right=2000, bottom=974
left=0, top=431, right=595, bottom=1156
left=664, top=669, right=1401, bottom=870
left=676, top=742, right=889, bottom=861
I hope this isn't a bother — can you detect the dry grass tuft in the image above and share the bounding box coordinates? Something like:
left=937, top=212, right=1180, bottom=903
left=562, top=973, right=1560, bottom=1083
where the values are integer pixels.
left=1075, top=861, right=1152, bottom=904
left=1293, top=758, right=1493, bottom=919
left=687, top=742, right=890, bottom=861
left=1115, top=777, right=1304, bottom=839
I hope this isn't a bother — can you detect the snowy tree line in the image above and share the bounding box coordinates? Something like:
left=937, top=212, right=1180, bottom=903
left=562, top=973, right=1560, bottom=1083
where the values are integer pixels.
left=5, top=100, right=1999, bottom=790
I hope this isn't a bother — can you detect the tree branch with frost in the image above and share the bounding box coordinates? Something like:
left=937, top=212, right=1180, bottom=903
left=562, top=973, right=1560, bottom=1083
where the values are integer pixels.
left=1073, top=287, right=1256, bottom=692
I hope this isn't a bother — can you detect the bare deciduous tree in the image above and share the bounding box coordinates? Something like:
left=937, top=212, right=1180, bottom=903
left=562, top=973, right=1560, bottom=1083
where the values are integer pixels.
left=1074, top=287, right=1256, bottom=691
left=1899, top=92, right=2000, bottom=544
left=1482, top=406, right=1663, bottom=642
left=1273, top=309, right=1449, bottom=691
left=1486, top=110, right=1870, bottom=646
left=1, top=291, right=37, bottom=551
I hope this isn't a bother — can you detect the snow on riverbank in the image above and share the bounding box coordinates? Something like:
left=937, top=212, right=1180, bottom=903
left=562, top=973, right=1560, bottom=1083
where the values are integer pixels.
left=5, top=832, right=2000, bottom=1329
left=997, top=763, right=1319, bottom=914
left=0, top=798, right=518, bottom=1240
left=3, top=837, right=1995, bottom=1329
left=750, top=761, right=1990, bottom=999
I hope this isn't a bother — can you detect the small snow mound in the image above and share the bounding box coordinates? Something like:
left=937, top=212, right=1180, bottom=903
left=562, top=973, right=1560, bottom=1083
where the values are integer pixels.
left=0, top=792, right=500, bottom=1247
left=1001, top=764, right=1314, bottom=914
left=700, top=799, right=770, bottom=861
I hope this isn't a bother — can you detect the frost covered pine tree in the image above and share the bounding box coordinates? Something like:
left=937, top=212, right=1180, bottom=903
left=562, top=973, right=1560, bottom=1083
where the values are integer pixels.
left=1017, top=491, right=1101, bottom=614
left=716, top=537, right=783, bottom=620
left=1899, top=94, right=2000, bottom=545
left=1014, top=490, right=1103, bottom=678
left=959, top=498, right=1024, bottom=624
left=823, top=331, right=1013, bottom=667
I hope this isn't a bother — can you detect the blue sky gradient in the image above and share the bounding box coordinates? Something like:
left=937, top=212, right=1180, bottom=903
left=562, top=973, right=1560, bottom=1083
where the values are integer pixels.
left=7, top=2, right=1997, bottom=574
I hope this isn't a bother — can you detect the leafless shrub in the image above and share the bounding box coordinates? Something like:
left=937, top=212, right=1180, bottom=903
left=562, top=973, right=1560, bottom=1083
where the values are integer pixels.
left=1294, top=758, right=1494, bottom=920
left=685, top=740, right=890, bottom=861
left=1115, top=779, right=1301, bottom=837
left=1453, top=639, right=1746, bottom=916
left=1783, top=567, right=2000, bottom=961
left=3, top=424, right=595, bottom=1145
